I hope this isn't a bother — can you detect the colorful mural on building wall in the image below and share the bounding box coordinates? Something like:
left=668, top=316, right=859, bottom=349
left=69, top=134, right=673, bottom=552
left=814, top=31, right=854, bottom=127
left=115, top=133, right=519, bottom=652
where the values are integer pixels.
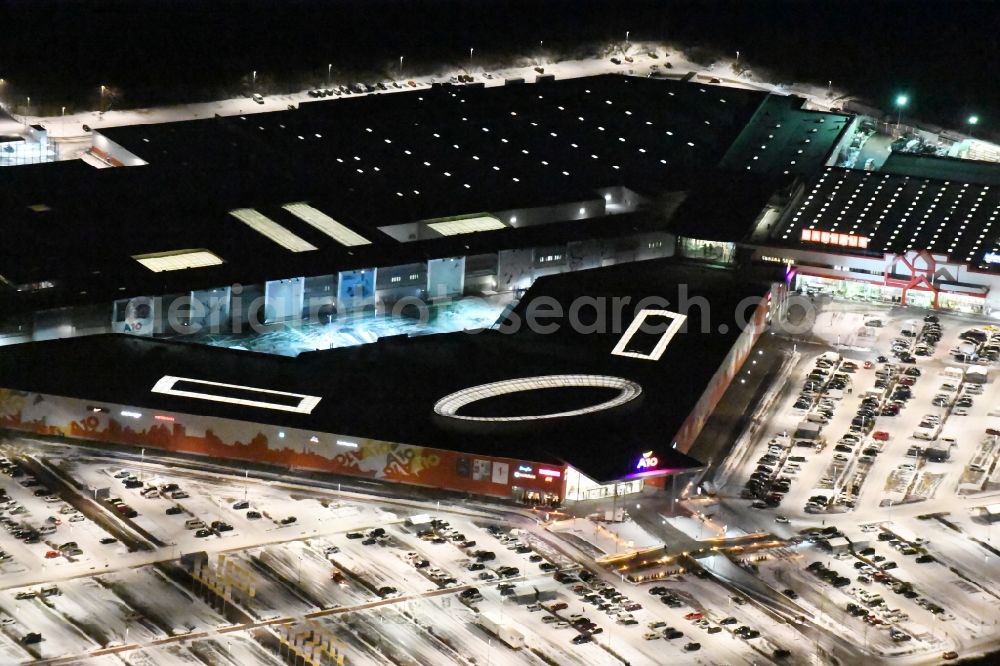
left=0, top=388, right=565, bottom=501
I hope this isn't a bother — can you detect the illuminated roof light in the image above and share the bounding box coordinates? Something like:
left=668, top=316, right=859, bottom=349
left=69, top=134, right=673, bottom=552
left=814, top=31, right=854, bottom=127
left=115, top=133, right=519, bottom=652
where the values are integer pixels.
left=434, top=375, right=642, bottom=422
left=428, top=215, right=505, bottom=236
left=133, top=249, right=224, bottom=273
left=229, top=208, right=317, bottom=252
left=282, top=203, right=371, bottom=247
left=152, top=376, right=321, bottom=414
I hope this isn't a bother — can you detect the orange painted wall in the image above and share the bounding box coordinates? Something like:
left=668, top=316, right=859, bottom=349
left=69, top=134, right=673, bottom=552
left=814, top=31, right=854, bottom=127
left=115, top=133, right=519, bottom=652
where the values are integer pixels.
left=0, top=388, right=566, bottom=500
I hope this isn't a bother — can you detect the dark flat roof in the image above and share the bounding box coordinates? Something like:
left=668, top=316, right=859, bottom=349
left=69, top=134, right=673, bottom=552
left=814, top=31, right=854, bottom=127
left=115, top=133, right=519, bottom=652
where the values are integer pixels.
left=0, top=259, right=773, bottom=482
left=0, top=75, right=771, bottom=315
left=668, top=173, right=782, bottom=241
left=773, top=166, right=1000, bottom=269
left=882, top=152, right=1000, bottom=185
left=718, top=94, right=851, bottom=177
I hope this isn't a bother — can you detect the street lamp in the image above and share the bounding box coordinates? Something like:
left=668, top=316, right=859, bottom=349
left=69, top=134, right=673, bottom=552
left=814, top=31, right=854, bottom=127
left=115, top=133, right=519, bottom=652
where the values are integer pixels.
left=895, top=93, right=909, bottom=134
left=968, top=114, right=980, bottom=138
left=399, top=56, right=404, bottom=74
left=251, top=70, right=257, bottom=91
left=327, top=63, right=331, bottom=86
left=625, top=30, right=630, bottom=43
left=469, top=47, right=474, bottom=65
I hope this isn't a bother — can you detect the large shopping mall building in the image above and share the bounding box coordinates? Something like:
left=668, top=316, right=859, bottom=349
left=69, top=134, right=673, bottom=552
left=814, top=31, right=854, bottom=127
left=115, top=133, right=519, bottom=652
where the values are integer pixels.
left=0, top=72, right=999, bottom=502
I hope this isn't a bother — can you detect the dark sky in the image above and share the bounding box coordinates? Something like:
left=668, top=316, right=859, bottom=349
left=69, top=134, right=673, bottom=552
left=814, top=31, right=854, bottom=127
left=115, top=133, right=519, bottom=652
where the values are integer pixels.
left=1, top=0, right=998, bottom=132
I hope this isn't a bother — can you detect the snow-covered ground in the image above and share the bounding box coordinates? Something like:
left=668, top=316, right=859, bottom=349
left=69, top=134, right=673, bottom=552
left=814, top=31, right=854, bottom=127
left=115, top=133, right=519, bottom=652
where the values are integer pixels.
left=2, top=40, right=856, bottom=165
left=714, top=298, right=1000, bottom=662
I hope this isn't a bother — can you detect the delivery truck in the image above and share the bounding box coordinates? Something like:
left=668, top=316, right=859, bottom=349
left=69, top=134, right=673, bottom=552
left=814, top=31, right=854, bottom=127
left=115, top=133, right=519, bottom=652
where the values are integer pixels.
left=476, top=613, right=525, bottom=649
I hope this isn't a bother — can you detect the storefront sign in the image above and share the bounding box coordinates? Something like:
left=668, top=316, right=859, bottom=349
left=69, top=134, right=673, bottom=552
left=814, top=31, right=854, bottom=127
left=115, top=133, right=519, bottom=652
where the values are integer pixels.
left=984, top=252, right=1000, bottom=264
left=635, top=451, right=660, bottom=471
left=800, top=229, right=870, bottom=249
left=514, top=464, right=537, bottom=480
left=538, top=468, right=562, bottom=478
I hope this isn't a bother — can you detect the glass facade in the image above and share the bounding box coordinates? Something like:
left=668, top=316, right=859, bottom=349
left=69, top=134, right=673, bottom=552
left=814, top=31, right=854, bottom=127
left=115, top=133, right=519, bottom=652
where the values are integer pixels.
left=564, top=466, right=644, bottom=502
left=797, top=274, right=986, bottom=314
left=680, top=238, right=736, bottom=265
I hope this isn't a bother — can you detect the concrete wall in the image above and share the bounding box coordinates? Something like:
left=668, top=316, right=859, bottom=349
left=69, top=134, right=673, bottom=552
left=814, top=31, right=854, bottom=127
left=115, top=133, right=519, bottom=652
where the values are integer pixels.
left=35, top=303, right=112, bottom=341
left=302, top=274, right=337, bottom=320
left=673, top=284, right=782, bottom=454
left=464, top=253, right=500, bottom=294
left=189, top=287, right=231, bottom=329
left=427, top=257, right=465, bottom=300
left=375, top=262, right=428, bottom=306
left=6, top=230, right=676, bottom=344
left=264, top=278, right=305, bottom=323
left=495, top=197, right=606, bottom=229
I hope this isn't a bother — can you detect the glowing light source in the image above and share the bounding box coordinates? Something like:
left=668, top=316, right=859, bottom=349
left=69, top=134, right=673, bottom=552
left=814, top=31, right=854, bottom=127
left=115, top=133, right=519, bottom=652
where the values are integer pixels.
left=151, top=375, right=321, bottom=414
left=229, top=208, right=317, bottom=252
left=282, top=202, right=371, bottom=246
left=133, top=249, right=224, bottom=272
left=610, top=309, right=687, bottom=361
left=434, top=375, right=641, bottom=422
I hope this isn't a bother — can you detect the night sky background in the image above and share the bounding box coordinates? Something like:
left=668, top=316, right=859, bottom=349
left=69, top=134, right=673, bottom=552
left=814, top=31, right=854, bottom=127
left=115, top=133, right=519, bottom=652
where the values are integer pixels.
left=0, top=0, right=998, bottom=134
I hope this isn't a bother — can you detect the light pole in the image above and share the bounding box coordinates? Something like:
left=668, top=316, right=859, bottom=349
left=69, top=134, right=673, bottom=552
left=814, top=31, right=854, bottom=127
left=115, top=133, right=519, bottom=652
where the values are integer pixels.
left=251, top=70, right=257, bottom=92
left=469, top=47, right=474, bottom=67
left=968, top=114, right=979, bottom=139
left=895, top=94, right=909, bottom=136
left=327, top=63, right=331, bottom=86
left=399, top=56, right=404, bottom=75
left=736, top=50, right=740, bottom=64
